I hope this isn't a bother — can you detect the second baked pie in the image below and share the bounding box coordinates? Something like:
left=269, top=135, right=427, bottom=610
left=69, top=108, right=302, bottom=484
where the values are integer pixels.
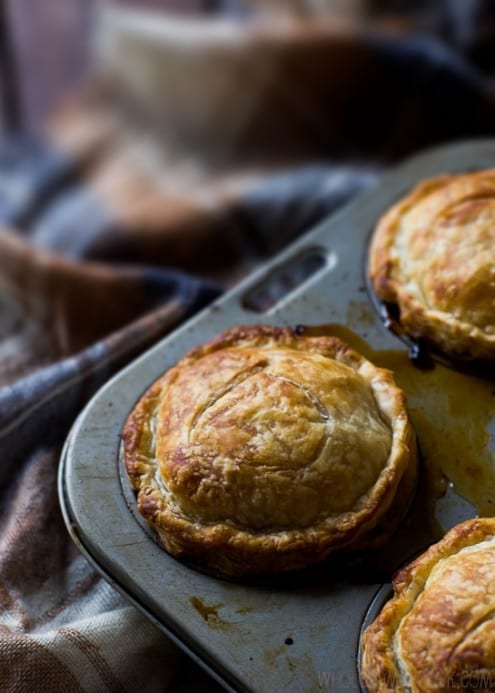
left=361, top=517, right=495, bottom=692
left=122, top=325, right=417, bottom=576
left=369, top=169, right=495, bottom=362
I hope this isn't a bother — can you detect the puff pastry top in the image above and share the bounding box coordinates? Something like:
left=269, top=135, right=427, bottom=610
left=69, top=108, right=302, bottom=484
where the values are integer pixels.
left=361, top=518, right=495, bottom=692
left=369, top=169, right=495, bottom=362
left=122, top=325, right=417, bottom=576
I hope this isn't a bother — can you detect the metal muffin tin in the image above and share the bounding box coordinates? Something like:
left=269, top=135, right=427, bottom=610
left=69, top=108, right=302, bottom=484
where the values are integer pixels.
left=59, top=140, right=495, bottom=692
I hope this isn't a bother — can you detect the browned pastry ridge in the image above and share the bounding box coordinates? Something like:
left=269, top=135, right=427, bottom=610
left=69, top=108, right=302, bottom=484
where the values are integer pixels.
left=122, top=325, right=417, bottom=576
left=360, top=517, right=495, bottom=693
left=369, top=169, right=495, bottom=362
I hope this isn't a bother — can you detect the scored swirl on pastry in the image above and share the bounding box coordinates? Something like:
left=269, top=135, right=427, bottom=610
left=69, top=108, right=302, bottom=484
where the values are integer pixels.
left=369, top=169, right=495, bottom=362
left=122, top=325, right=417, bottom=576
left=361, top=518, right=495, bottom=692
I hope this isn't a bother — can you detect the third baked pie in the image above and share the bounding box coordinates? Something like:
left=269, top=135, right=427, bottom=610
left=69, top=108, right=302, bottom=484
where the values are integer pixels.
left=122, top=325, right=417, bottom=576
left=369, top=169, right=495, bottom=362
left=361, top=517, right=495, bottom=692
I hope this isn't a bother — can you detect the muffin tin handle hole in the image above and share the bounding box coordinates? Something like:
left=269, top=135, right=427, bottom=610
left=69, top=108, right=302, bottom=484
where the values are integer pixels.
left=241, top=247, right=331, bottom=313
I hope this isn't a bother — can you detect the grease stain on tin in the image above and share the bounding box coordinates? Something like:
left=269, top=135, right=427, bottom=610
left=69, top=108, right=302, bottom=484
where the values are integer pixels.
left=263, top=644, right=286, bottom=665
left=189, top=596, right=226, bottom=627
left=345, top=300, right=376, bottom=327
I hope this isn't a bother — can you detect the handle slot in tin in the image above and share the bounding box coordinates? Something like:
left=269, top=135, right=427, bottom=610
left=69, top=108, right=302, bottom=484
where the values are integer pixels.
left=241, top=248, right=327, bottom=313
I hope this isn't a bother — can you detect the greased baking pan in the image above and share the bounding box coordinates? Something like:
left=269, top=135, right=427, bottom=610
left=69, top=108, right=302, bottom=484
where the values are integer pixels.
left=59, top=140, right=495, bottom=693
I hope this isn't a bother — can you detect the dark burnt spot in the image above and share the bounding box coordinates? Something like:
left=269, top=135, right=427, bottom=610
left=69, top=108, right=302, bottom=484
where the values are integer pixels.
left=284, top=637, right=294, bottom=646
left=409, top=340, right=435, bottom=370
left=381, top=301, right=401, bottom=327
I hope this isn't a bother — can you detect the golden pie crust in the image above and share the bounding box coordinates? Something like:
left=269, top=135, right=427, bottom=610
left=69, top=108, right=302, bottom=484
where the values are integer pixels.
left=361, top=517, right=495, bottom=692
left=369, top=169, right=495, bottom=362
left=122, top=325, right=417, bottom=576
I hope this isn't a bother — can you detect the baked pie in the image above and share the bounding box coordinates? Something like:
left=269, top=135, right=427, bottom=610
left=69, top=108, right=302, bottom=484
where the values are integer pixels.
left=360, top=517, right=495, bottom=692
left=122, top=325, right=417, bottom=576
left=369, top=169, right=495, bottom=362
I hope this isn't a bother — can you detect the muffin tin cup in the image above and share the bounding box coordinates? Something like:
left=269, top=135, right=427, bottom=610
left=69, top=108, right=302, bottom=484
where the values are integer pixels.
left=59, top=139, right=495, bottom=692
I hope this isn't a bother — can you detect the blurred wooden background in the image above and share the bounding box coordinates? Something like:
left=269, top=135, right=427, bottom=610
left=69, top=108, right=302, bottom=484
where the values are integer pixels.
left=0, top=0, right=206, bottom=136
left=2, top=0, right=494, bottom=137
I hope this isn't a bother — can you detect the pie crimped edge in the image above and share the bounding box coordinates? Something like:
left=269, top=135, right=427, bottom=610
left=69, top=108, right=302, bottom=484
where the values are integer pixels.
left=122, top=325, right=417, bottom=576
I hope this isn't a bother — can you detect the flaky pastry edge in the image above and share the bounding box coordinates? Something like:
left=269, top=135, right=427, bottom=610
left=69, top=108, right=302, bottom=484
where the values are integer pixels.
left=122, top=325, right=417, bottom=576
